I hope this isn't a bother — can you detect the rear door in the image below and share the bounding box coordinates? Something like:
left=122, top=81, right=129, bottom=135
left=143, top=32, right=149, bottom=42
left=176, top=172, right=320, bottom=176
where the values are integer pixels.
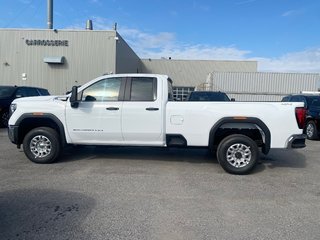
left=121, top=77, right=164, bottom=145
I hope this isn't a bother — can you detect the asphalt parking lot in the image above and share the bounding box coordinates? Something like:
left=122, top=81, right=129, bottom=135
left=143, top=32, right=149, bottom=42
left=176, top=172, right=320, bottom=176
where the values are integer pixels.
left=0, top=128, right=319, bottom=240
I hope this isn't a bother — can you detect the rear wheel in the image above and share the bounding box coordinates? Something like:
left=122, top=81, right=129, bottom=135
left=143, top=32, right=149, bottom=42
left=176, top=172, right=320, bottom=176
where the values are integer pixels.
left=305, top=121, right=318, bottom=140
left=23, top=127, right=61, bottom=163
left=217, top=134, right=259, bottom=175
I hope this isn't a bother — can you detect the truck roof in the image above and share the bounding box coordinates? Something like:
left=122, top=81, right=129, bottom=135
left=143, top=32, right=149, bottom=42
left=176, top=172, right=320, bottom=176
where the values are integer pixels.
left=102, top=73, right=169, bottom=79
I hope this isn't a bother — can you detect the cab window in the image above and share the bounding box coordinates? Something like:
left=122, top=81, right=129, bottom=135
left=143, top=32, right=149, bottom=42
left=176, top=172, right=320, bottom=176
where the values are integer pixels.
left=130, top=77, right=156, bottom=101
left=82, top=78, right=122, bottom=101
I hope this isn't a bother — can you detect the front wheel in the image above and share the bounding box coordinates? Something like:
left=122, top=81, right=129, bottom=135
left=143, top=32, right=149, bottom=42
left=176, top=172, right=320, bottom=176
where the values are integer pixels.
left=216, top=134, right=259, bottom=175
left=23, top=127, right=61, bottom=163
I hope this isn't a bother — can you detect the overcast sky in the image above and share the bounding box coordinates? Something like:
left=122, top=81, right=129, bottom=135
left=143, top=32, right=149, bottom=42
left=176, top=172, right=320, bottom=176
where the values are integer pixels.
left=1, top=0, right=320, bottom=73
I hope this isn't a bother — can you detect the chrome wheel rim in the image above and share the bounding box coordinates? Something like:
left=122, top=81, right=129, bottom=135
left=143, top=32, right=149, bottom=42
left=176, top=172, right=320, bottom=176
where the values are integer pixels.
left=30, top=135, right=52, bottom=158
left=306, top=123, right=314, bottom=138
left=226, top=143, right=251, bottom=168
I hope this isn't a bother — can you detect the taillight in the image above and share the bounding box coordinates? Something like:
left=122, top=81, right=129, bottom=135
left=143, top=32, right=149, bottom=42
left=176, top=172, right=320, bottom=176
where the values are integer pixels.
left=295, top=107, right=307, bottom=129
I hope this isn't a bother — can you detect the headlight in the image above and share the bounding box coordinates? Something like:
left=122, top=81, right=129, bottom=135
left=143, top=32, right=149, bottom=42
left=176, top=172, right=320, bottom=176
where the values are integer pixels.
left=9, top=103, right=17, bottom=116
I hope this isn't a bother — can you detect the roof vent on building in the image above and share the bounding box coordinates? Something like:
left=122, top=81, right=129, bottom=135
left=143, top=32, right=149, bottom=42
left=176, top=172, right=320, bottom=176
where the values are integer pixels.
left=86, top=20, right=93, bottom=30
left=47, top=0, right=53, bottom=29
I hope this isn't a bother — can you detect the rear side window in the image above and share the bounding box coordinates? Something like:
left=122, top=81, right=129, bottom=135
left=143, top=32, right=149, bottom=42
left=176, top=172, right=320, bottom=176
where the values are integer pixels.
left=130, top=77, right=157, bottom=101
left=291, top=96, right=304, bottom=102
left=281, top=96, right=290, bottom=102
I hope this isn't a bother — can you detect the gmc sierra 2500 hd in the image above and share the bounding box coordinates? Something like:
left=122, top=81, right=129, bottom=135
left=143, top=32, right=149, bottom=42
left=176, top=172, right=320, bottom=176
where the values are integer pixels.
left=8, top=74, right=306, bottom=174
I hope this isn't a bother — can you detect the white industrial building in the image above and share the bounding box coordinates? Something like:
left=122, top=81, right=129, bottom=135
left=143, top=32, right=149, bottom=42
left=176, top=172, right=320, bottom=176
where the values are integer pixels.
left=1, top=27, right=319, bottom=101
left=202, top=72, right=320, bottom=101
left=0, top=29, right=140, bottom=94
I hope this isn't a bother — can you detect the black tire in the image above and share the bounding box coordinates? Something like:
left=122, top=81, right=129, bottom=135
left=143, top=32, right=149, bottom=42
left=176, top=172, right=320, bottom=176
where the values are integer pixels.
left=23, top=127, right=61, bottom=163
left=0, top=110, right=9, bottom=128
left=216, top=134, right=259, bottom=175
left=305, top=121, right=318, bottom=140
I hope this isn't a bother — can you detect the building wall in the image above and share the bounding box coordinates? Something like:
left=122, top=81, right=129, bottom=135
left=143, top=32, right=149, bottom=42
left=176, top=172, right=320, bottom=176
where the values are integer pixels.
left=141, top=59, right=257, bottom=87
left=209, top=72, right=320, bottom=101
left=3, top=28, right=316, bottom=102
left=115, top=33, right=141, bottom=74
left=0, top=29, right=118, bottom=94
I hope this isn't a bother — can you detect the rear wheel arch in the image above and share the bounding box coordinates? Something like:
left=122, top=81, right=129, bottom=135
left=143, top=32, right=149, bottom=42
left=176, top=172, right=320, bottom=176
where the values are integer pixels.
left=209, top=117, right=271, bottom=154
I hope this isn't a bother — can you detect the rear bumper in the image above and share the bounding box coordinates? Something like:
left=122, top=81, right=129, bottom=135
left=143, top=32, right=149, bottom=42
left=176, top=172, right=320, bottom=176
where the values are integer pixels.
left=286, top=134, right=306, bottom=149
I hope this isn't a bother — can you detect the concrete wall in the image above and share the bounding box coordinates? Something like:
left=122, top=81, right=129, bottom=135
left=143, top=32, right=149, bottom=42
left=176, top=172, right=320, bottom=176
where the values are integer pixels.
left=4, top=28, right=314, bottom=102
left=209, top=72, right=320, bottom=101
left=115, top=33, right=141, bottom=74
left=0, top=29, right=118, bottom=94
left=141, top=59, right=257, bottom=87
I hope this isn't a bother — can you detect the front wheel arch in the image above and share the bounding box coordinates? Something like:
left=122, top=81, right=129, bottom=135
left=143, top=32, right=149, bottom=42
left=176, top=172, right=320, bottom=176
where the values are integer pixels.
left=15, top=114, right=67, bottom=146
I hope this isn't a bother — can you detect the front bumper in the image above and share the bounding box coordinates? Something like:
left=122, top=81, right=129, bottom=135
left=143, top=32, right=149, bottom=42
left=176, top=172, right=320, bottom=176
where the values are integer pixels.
left=287, top=134, right=306, bottom=149
left=8, top=125, right=19, bottom=145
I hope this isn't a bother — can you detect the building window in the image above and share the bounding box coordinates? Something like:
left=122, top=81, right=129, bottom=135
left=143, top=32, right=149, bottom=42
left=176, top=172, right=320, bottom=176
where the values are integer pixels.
left=173, top=86, right=195, bottom=101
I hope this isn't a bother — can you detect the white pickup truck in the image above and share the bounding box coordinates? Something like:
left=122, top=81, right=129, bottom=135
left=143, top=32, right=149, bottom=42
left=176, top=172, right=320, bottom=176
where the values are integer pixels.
left=8, top=74, right=306, bottom=174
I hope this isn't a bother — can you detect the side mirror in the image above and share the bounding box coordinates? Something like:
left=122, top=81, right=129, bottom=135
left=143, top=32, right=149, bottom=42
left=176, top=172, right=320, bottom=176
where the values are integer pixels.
left=70, top=86, right=79, bottom=108
left=231, top=98, right=235, bottom=102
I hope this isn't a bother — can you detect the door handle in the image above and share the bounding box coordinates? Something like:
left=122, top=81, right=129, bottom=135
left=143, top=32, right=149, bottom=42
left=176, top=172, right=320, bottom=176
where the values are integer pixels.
left=106, top=107, right=119, bottom=111
left=146, top=107, right=159, bottom=111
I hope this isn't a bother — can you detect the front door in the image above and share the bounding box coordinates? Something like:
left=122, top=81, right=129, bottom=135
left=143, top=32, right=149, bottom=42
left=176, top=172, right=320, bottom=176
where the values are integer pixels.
left=66, top=77, right=125, bottom=144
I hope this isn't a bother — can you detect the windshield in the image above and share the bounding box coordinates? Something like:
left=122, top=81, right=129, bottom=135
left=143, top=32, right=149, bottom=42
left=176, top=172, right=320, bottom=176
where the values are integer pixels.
left=0, top=86, right=15, bottom=99
left=188, top=92, right=230, bottom=101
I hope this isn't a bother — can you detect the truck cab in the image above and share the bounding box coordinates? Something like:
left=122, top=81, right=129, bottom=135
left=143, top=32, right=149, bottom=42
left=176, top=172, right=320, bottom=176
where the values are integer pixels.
left=66, top=74, right=171, bottom=146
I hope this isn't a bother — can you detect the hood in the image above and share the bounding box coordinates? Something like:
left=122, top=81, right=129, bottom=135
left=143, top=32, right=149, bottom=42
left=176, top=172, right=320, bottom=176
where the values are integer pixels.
left=12, top=95, right=67, bottom=104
